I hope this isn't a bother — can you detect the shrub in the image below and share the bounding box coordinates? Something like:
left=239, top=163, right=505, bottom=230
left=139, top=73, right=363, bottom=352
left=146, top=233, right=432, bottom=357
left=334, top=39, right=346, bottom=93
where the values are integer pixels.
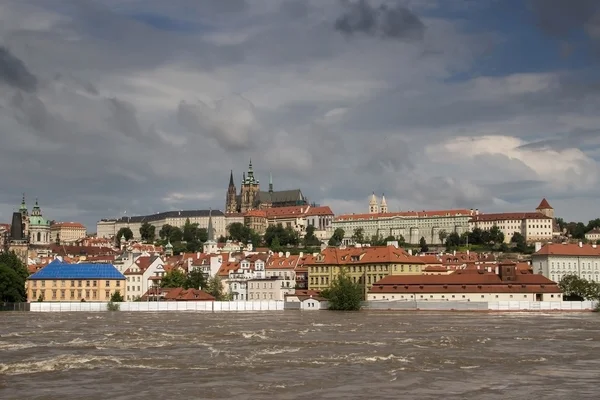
left=106, top=301, right=120, bottom=311
left=321, top=270, right=363, bottom=311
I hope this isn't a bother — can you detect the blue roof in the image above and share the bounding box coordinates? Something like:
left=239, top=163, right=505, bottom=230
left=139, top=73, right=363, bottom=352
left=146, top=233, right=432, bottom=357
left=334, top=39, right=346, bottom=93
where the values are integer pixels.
left=29, top=261, right=125, bottom=280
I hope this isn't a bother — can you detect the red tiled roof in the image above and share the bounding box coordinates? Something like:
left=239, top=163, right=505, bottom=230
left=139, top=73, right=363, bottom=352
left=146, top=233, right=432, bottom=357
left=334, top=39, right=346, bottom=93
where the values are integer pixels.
left=470, top=212, right=551, bottom=222
left=305, top=206, right=334, bottom=216
left=534, top=243, right=600, bottom=257
left=335, top=209, right=472, bottom=222
left=245, top=210, right=267, bottom=218
left=306, top=245, right=424, bottom=265
left=51, top=222, right=86, bottom=229
left=164, top=288, right=215, bottom=301
left=370, top=269, right=560, bottom=294
left=536, top=198, right=553, bottom=210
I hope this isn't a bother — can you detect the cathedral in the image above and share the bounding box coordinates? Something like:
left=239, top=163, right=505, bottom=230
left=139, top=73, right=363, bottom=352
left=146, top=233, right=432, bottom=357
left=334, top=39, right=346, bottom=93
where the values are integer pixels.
left=6, top=195, right=52, bottom=263
left=225, top=160, right=308, bottom=213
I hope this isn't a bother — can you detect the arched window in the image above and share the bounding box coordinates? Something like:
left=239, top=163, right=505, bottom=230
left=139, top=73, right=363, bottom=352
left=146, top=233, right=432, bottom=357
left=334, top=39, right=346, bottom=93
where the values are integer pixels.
left=37, top=232, right=41, bottom=242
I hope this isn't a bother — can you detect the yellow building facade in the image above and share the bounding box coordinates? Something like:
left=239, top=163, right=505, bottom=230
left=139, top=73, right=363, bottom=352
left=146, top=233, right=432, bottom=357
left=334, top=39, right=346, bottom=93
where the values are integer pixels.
left=27, top=260, right=126, bottom=302
left=307, top=245, right=425, bottom=298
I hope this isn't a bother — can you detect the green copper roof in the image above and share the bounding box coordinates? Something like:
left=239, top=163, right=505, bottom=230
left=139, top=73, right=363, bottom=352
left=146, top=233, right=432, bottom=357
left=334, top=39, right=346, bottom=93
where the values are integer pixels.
left=29, top=215, right=49, bottom=226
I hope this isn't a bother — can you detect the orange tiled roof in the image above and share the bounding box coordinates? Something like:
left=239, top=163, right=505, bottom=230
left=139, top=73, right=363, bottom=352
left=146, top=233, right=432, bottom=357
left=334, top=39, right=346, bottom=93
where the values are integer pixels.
left=305, top=206, right=334, bottom=216
left=266, top=254, right=299, bottom=270
left=470, top=212, right=551, bottom=222
left=534, top=243, right=600, bottom=257
left=335, top=209, right=472, bottom=222
left=370, top=269, right=560, bottom=294
left=536, top=198, right=553, bottom=210
left=51, top=222, right=86, bottom=229
left=306, top=245, right=425, bottom=265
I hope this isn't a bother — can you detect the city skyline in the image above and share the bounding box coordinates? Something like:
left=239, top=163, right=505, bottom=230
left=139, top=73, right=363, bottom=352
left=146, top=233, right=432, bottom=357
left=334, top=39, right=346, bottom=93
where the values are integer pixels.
left=1, top=1, right=600, bottom=229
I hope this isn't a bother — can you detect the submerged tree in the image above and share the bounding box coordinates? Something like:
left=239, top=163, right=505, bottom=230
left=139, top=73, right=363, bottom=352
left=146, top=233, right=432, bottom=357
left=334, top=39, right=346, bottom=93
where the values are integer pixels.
left=321, top=270, right=363, bottom=311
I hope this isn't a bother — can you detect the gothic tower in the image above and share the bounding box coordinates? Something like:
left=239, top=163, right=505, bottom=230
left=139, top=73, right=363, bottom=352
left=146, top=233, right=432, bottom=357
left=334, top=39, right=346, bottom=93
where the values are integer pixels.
left=380, top=193, right=388, bottom=214
left=225, top=170, right=238, bottom=213
left=240, top=159, right=260, bottom=213
left=19, top=194, right=29, bottom=241
left=369, top=192, right=379, bottom=214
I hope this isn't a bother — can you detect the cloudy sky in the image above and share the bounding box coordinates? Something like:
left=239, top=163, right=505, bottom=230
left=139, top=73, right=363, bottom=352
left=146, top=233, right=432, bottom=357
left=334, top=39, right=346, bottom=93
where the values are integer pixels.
left=1, top=0, right=600, bottom=231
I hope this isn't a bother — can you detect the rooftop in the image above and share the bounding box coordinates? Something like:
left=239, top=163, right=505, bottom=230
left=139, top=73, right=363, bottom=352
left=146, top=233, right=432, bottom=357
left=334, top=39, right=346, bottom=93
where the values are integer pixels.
left=28, top=260, right=125, bottom=280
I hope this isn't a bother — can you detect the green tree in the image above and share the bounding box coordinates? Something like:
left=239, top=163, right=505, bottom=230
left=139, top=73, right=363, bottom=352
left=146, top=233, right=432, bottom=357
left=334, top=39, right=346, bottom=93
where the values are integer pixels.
left=321, top=270, right=363, bottom=311
left=182, top=218, right=201, bottom=242
left=328, top=228, right=345, bottom=246
left=139, top=222, right=156, bottom=242
left=511, top=232, right=528, bottom=253
left=445, top=232, right=461, bottom=250
left=0, top=252, right=29, bottom=302
left=489, top=225, right=504, bottom=244
left=558, top=274, right=599, bottom=301
left=352, top=228, right=365, bottom=244
left=270, top=236, right=282, bottom=252
left=186, top=268, right=207, bottom=290
left=419, top=237, right=429, bottom=253
left=397, top=234, right=406, bottom=247
left=159, top=224, right=183, bottom=242
left=110, top=290, right=124, bottom=302
left=116, top=227, right=133, bottom=244
left=206, top=275, right=227, bottom=300
left=160, top=270, right=188, bottom=288
left=303, top=225, right=321, bottom=247
left=438, top=230, right=448, bottom=244
left=226, top=222, right=261, bottom=246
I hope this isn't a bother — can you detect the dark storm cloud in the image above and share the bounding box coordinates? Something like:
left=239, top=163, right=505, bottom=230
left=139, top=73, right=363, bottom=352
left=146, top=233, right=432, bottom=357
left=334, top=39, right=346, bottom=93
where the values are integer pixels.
left=335, top=0, right=425, bottom=41
left=10, top=92, right=69, bottom=140
left=0, top=46, right=38, bottom=92
left=529, top=0, right=600, bottom=37
left=107, top=98, right=145, bottom=140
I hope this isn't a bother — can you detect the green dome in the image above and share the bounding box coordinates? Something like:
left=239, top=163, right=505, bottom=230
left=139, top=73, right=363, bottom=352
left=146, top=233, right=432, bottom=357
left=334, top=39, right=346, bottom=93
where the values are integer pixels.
left=29, top=215, right=49, bottom=226
left=165, top=241, right=173, bottom=248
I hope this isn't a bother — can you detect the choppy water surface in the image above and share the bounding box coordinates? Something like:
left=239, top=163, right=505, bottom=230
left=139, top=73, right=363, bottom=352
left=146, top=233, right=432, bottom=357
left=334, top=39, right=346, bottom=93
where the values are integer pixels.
left=1, top=311, right=599, bottom=399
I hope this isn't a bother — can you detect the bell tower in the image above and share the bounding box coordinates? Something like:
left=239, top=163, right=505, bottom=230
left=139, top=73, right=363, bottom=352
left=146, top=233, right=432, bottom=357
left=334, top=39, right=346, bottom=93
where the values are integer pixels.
left=225, top=170, right=238, bottom=213
left=240, top=159, right=260, bottom=212
left=369, top=192, right=379, bottom=214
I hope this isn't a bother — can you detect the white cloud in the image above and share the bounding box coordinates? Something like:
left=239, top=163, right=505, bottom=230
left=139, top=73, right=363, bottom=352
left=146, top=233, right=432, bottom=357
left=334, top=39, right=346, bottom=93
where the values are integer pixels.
left=1, top=0, right=600, bottom=229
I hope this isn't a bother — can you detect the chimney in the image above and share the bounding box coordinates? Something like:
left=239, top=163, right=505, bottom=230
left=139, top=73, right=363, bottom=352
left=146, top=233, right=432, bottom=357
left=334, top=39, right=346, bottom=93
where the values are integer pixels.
left=408, top=249, right=412, bottom=255
left=475, top=209, right=479, bottom=215
left=534, top=242, right=542, bottom=252
left=495, top=266, right=499, bottom=275
left=593, top=244, right=597, bottom=249
left=299, top=252, right=304, bottom=257
left=453, top=250, right=456, bottom=256
left=579, top=242, right=583, bottom=248
left=285, top=251, right=290, bottom=258
left=466, top=249, right=470, bottom=255
left=278, top=252, right=283, bottom=257
left=197, top=251, right=200, bottom=258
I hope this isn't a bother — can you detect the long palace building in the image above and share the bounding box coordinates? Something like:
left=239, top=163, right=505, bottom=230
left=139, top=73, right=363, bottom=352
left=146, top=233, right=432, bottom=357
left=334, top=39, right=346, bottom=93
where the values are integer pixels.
left=331, top=193, right=474, bottom=245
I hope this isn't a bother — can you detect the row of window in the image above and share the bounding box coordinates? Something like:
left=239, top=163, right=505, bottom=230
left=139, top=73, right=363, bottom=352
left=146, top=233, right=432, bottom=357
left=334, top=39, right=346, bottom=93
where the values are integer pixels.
left=248, top=292, right=274, bottom=299
left=371, top=293, right=561, bottom=300
left=32, top=280, right=121, bottom=288
left=32, top=289, right=111, bottom=300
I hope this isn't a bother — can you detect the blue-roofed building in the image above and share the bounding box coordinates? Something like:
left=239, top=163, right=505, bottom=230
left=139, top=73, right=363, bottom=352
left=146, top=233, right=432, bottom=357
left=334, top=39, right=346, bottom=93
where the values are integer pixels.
left=27, top=259, right=126, bottom=302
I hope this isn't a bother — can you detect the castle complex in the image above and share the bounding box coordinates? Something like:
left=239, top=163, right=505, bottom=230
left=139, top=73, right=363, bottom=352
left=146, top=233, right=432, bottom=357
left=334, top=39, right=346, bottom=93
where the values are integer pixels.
left=225, top=160, right=308, bottom=213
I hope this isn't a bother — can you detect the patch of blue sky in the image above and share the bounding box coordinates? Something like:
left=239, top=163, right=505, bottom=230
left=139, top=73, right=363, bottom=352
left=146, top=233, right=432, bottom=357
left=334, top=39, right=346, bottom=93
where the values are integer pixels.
left=434, top=0, right=594, bottom=82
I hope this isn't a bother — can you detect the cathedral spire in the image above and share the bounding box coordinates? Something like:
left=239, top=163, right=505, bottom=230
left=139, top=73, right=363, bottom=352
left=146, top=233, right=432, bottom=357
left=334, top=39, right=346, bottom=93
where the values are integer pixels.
left=229, top=170, right=234, bottom=187
left=207, top=209, right=215, bottom=242
left=269, top=171, right=273, bottom=193
left=20, top=193, right=27, bottom=212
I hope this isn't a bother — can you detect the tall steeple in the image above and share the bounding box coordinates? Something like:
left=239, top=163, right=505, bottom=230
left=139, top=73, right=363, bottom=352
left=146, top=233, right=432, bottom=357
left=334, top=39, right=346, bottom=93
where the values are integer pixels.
left=269, top=171, right=273, bottom=193
left=246, top=158, right=258, bottom=184
left=19, top=193, right=27, bottom=215
left=207, top=209, right=214, bottom=242
left=380, top=193, right=388, bottom=214
left=369, top=192, right=379, bottom=214
left=226, top=170, right=238, bottom=213
left=31, top=198, right=41, bottom=216
left=229, top=170, right=234, bottom=187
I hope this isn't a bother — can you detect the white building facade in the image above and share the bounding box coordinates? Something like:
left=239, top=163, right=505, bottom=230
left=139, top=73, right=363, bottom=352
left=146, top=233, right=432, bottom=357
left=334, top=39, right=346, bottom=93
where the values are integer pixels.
left=532, top=243, right=600, bottom=283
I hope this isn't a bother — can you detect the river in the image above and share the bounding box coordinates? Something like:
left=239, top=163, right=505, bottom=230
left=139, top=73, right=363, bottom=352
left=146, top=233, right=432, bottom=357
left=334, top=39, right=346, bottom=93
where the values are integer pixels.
left=1, top=311, right=599, bottom=399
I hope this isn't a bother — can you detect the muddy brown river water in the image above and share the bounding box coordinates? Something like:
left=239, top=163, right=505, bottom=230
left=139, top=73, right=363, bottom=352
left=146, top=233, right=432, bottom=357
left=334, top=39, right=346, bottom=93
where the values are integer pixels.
left=1, top=311, right=599, bottom=399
